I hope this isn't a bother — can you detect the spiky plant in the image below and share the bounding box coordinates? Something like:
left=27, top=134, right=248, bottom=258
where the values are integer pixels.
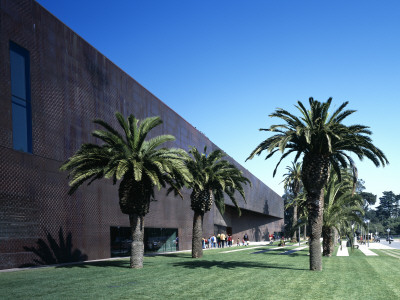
left=247, top=97, right=388, bottom=271
left=60, top=112, right=192, bottom=268
left=186, top=146, right=251, bottom=258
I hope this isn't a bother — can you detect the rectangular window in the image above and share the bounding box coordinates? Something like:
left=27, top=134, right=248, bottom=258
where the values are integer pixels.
left=110, top=226, right=179, bottom=257
left=10, top=42, right=32, bottom=153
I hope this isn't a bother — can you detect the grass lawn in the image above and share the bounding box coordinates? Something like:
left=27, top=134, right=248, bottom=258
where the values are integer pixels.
left=1, top=245, right=400, bottom=299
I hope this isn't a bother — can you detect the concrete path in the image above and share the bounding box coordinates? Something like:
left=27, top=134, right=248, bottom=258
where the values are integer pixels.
left=336, top=241, right=396, bottom=257
left=358, top=244, right=378, bottom=256
left=280, top=246, right=308, bottom=255
left=366, top=242, right=396, bottom=250
left=250, top=242, right=308, bottom=255
left=358, top=242, right=395, bottom=256
left=222, top=246, right=265, bottom=253
left=336, top=241, right=349, bottom=256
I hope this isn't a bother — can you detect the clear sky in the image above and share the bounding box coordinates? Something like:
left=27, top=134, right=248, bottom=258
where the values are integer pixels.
left=36, top=0, right=400, bottom=204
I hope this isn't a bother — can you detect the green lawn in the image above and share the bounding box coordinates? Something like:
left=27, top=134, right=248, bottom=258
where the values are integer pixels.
left=1, top=245, right=400, bottom=299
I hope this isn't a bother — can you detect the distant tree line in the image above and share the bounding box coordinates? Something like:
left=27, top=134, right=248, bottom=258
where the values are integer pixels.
left=363, top=188, right=400, bottom=235
left=284, top=178, right=400, bottom=237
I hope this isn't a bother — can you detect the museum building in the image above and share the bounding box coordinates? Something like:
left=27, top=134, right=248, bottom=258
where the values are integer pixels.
left=0, top=0, right=283, bottom=270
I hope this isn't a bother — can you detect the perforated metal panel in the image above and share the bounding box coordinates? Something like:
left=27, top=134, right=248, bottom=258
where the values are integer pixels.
left=0, top=0, right=283, bottom=270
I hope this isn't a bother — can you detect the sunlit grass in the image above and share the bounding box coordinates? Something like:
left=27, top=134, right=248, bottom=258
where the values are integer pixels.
left=1, top=245, right=400, bottom=299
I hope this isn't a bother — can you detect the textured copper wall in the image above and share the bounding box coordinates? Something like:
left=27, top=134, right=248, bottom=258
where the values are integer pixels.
left=0, top=0, right=283, bottom=270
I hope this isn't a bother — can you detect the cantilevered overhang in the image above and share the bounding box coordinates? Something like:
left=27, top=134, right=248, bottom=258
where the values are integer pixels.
left=222, top=159, right=284, bottom=219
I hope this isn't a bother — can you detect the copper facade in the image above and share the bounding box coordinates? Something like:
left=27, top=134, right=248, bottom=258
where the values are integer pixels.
left=0, top=0, right=283, bottom=270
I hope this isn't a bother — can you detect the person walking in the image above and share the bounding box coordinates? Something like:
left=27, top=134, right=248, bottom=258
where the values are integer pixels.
left=244, top=233, right=249, bottom=244
left=220, top=232, right=226, bottom=248
left=211, top=235, right=216, bottom=248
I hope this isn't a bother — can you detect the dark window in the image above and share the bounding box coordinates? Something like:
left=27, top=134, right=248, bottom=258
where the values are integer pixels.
left=214, top=224, right=227, bottom=235
left=10, top=42, right=32, bottom=153
left=110, top=226, right=178, bottom=257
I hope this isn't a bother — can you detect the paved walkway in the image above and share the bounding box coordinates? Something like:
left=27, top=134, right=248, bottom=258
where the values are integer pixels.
left=280, top=246, right=308, bottom=255
left=222, top=246, right=266, bottom=253
left=336, top=241, right=349, bottom=256
left=359, top=242, right=395, bottom=256
left=365, top=242, right=394, bottom=250
left=217, top=240, right=397, bottom=257
left=224, top=240, right=398, bottom=257
left=358, top=244, right=378, bottom=256
left=336, top=241, right=396, bottom=257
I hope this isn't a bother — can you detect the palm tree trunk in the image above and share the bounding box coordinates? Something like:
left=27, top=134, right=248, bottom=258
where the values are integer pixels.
left=333, top=228, right=339, bottom=247
left=192, top=211, right=204, bottom=258
left=291, top=204, right=298, bottom=242
left=307, top=189, right=324, bottom=270
left=129, top=213, right=144, bottom=268
left=302, top=153, right=330, bottom=271
left=303, top=224, right=306, bottom=240
left=322, top=225, right=333, bottom=256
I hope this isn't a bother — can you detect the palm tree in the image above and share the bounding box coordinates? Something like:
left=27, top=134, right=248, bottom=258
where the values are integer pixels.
left=247, top=97, right=388, bottom=271
left=186, top=146, right=251, bottom=258
left=60, top=112, right=192, bottom=269
left=322, top=170, right=364, bottom=256
left=282, top=162, right=302, bottom=242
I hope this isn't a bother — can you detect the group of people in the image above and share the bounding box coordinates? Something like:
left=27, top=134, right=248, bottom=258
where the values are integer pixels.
left=202, top=233, right=250, bottom=248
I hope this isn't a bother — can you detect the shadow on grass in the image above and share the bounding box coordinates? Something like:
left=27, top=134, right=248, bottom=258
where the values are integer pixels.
left=250, top=248, right=309, bottom=257
left=18, top=258, right=132, bottom=270
left=286, top=252, right=309, bottom=257
left=40, top=252, right=193, bottom=269
left=145, top=253, right=192, bottom=259
left=57, top=259, right=131, bottom=269
left=55, top=252, right=191, bottom=269
left=171, top=260, right=306, bottom=271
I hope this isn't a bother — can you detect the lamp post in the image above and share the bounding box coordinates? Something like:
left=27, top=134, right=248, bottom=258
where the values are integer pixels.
left=366, top=220, right=370, bottom=247
left=362, top=227, right=364, bottom=244
left=387, top=228, right=391, bottom=244
left=351, top=223, right=355, bottom=251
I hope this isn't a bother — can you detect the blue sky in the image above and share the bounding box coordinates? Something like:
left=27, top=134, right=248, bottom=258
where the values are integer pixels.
left=36, top=0, right=400, bottom=203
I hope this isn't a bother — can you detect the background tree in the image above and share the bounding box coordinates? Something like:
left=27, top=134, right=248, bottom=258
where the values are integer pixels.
left=282, top=162, right=302, bottom=242
left=322, top=170, right=364, bottom=256
left=60, top=112, right=191, bottom=269
left=186, top=146, right=251, bottom=258
left=353, top=179, right=382, bottom=237
left=283, top=190, right=294, bottom=238
left=360, top=192, right=377, bottom=211
left=284, top=190, right=308, bottom=242
left=376, top=191, right=399, bottom=220
left=247, top=97, right=388, bottom=271
left=356, top=179, right=377, bottom=211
